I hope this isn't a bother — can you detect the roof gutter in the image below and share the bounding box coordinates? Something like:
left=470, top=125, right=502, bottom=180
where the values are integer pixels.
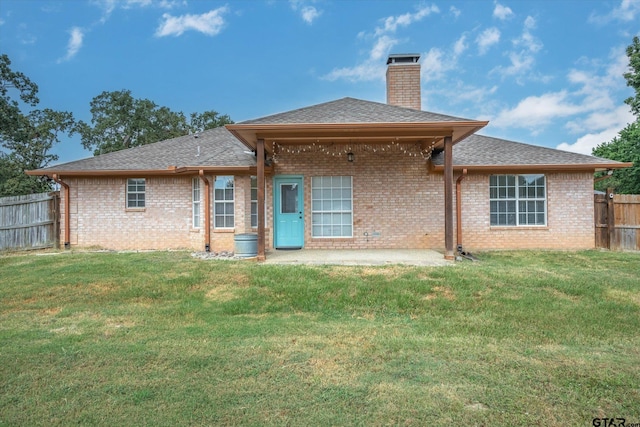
left=456, top=169, right=467, bottom=252
left=432, top=162, right=634, bottom=173
left=26, top=165, right=272, bottom=178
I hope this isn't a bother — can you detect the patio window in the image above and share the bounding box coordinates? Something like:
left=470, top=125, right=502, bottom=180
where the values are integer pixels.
left=192, top=178, right=201, bottom=228
left=311, top=176, right=352, bottom=238
left=490, top=174, right=546, bottom=226
left=214, top=176, right=234, bottom=228
left=251, top=176, right=258, bottom=228
left=126, top=178, right=145, bottom=208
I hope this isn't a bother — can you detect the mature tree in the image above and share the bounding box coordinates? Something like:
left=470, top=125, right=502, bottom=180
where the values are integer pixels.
left=623, top=36, right=640, bottom=116
left=593, top=121, right=640, bottom=194
left=593, top=36, right=640, bottom=194
left=78, top=90, right=233, bottom=155
left=0, top=54, right=76, bottom=196
left=189, top=110, right=233, bottom=133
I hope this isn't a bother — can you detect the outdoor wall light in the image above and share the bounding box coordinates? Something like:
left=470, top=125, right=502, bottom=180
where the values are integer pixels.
left=347, top=152, right=354, bottom=162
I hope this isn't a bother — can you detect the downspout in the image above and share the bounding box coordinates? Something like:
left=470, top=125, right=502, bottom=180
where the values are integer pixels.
left=443, top=135, right=454, bottom=260
left=456, top=169, right=467, bottom=253
left=52, top=174, right=70, bottom=249
left=198, top=170, right=211, bottom=252
left=455, top=169, right=477, bottom=261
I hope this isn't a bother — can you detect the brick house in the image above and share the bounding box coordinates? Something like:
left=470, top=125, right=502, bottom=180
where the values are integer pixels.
left=28, top=54, right=631, bottom=260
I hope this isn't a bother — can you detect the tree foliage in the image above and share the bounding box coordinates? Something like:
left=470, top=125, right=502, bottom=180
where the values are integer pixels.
left=593, top=36, right=640, bottom=194
left=0, top=54, right=76, bottom=197
left=77, top=90, right=233, bottom=155
left=593, top=121, right=640, bottom=194
left=623, top=36, right=640, bottom=116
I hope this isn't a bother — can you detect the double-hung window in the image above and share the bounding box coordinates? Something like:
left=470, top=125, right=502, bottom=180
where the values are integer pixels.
left=311, top=176, right=353, bottom=238
left=192, top=178, right=201, bottom=228
left=490, top=174, right=546, bottom=226
left=214, top=176, right=234, bottom=228
left=127, top=178, right=145, bottom=208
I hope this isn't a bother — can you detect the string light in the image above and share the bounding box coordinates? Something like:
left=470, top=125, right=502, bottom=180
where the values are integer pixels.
left=271, top=141, right=437, bottom=162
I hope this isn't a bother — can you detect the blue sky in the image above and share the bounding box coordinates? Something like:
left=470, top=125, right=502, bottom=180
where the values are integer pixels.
left=1, top=0, right=639, bottom=164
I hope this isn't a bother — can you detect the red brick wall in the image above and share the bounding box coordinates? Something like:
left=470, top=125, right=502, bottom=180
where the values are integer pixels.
left=459, top=172, right=595, bottom=250
left=60, top=175, right=256, bottom=251
left=386, top=63, right=421, bottom=110
left=274, top=148, right=446, bottom=249
left=59, top=163, right=595, bottom=252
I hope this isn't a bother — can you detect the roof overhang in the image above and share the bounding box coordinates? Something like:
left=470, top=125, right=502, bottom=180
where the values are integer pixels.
left=25, top=165, right=271, bottom=178
left=431, top=162, right=634, bottom=173
left=226, top=121, right=489, bottom=153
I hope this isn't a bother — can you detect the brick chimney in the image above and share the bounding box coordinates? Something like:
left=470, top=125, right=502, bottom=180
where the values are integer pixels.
left=386, top=54, right=421, bottom=110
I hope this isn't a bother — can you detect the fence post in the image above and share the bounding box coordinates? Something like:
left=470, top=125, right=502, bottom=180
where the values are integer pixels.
left=607, top=187, right=615, bottom=250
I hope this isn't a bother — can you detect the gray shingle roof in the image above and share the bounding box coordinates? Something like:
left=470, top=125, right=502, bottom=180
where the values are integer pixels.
left=241, top=97, right=472, bottom=124
left=431, top=134, right=624, bottom=168
left=31, top=98, right=627, bottom=174
left=36, top=127, right=255, bottom=172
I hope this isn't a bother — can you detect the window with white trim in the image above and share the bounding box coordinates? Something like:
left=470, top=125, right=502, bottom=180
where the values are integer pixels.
left=214, top=176, right=234, bottom=228
left=490, top=174, right=546, bottom=226
left=311, top=176, right=353, bottom=238
left=192, top=178, right=201, bottom=228
left=127, top=178, right=145, bottom=208
left=251, top=176, right=258, bottom=228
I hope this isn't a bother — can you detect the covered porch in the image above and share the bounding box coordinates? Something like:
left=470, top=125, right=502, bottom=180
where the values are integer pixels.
left=227, top=118, right=487, bottom=261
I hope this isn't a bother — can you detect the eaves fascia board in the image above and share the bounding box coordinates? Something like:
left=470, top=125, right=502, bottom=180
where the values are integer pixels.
left=25, top=165, right=270, bottom=178
left=431, top=162, right=634, bottom=173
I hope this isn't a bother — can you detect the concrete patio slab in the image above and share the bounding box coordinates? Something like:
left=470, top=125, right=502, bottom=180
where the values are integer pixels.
left=262, top=249, right=453, bottom=266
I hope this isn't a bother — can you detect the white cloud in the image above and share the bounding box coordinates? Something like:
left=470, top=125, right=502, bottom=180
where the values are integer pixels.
left=370, top=35, right=399, bottom=61
left=58, top=27, right=84, bottom=63
left=453, top=34, right=467, bottom=56
left=492, top=46, right=631, bottom=154
left=450, top=6, right=461, bottom=19
left=322, top=62, right=386, bottom=83
left=565, top=105, right=634, bottom=134
left=556, top=126, right=625, bottom=155
left=437, top=82, right=498, bottom=106
left=493, top=2, right=514, bottom=20
left=589, top=0, right=640, bottom=24
left=492, top=51, right=535, bottom=79
left=322, top=4, right=439, bottom=82
left=374, top=4, right=439, bottom=36
left=93, top=0, right=183, bottom=23
left=289, top=1, right=322, bottom=24
left=476, top=27, right=500, bottom=55
left=157, top=0, right=185, bottom=9
left=300, top=6, right=321, bottom=24
left=567, top=47, right=629, bottom=111
left=155, top=7, right=228, bottom=37
left=323, top=35, right=399, bottom=82
left=514, top=16, right=542, bottom=52
left=492, top=17, right=542, bottom=80
left=421, top=36, right=468, bottom=83
left=421, top=48, right=449, bottom=82
left=491, top=91, right=584, bottom=128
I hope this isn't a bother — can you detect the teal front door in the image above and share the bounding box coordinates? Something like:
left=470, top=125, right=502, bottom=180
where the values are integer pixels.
left=274, top=176, right=304, bottom=249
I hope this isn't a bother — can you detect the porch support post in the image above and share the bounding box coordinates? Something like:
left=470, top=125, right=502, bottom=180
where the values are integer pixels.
left=52, top=174, right=70, bottom=250
left=443, top=135, right=455, bottom=260
left=257, top=138, right=266, bottom=261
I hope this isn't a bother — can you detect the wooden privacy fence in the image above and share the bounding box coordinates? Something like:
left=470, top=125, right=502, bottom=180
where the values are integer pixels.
left=0, top=192, right=60, bottom=251
left=595, top=189, right=640, bottom=251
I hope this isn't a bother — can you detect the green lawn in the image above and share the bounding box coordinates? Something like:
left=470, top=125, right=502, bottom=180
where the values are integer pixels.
left=1, top=250, right=639, bottom=426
